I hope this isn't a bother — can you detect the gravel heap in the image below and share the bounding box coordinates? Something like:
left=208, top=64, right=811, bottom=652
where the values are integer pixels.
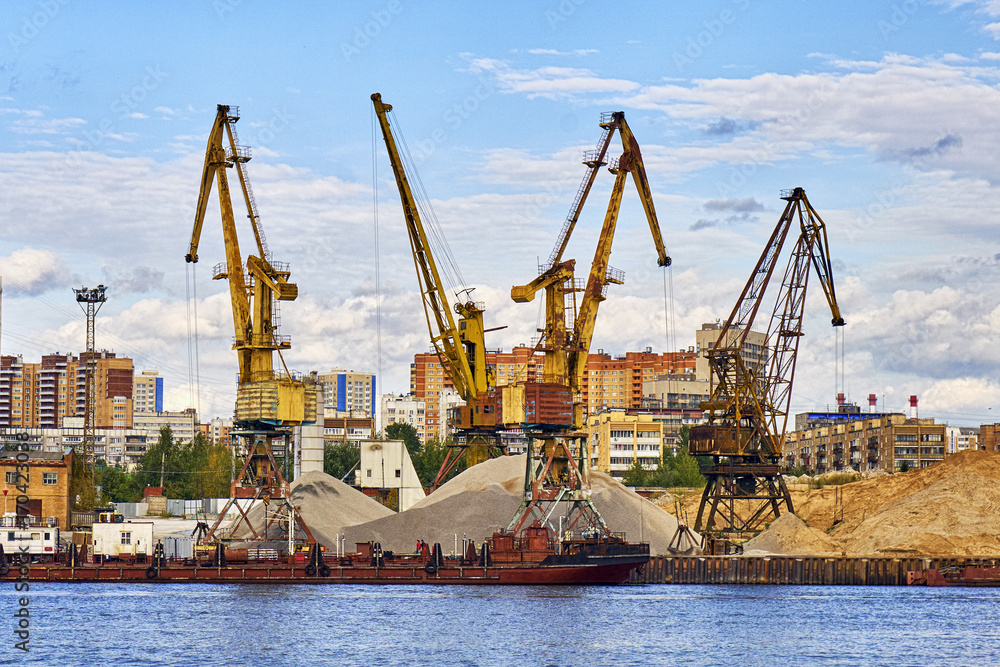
left=343, top=454, right=691, bottom=556
left=229, top=470, right=394, bottom=544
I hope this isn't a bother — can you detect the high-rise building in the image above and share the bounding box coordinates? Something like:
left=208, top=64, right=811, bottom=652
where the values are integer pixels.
left=581, top=348, right=697, bottom=413
left=317, top=369, right=376, bottom=417
left=380, top=394, right=427, bottom=442
left=694, top=321, right=767, bottom=382
left=0, top=352, right=133, bottom=429
left=133, top=370, right=163, bottom=414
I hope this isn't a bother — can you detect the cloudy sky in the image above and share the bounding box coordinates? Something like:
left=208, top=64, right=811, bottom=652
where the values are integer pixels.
left=1, top=0, right=999, bottom=427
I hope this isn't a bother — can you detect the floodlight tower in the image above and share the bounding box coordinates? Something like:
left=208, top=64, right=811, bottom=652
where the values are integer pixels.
left=74, top=284, right=107, bottom=505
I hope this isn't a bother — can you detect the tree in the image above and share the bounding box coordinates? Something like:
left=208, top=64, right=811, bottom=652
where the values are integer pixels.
left=410, top=438, right=465, bottom=490
left=98, top=466, right=141, bottom=503
left=621, top=457, right=649, bottom=487
left=131, top=427, right=234, bottom=500
left=385, top=422, right=421, bottom=457
left=324, top=441, right=360, bottom=481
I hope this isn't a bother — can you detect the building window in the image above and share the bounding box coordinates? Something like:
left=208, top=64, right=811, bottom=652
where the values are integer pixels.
left=43, top=472, right=57, bottom=485
left=5, top=472, right=20, bottom=484
left=121, top=532, right=131, bottom=545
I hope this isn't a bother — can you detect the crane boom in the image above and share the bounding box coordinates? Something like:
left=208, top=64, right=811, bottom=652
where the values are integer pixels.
left=510, top=111, right=671, bottom=430
left=372, top=92, right=498, bottom=460
left=691, top=187, right=845, bottom=540
left=190, top=104, right=317, bottom=549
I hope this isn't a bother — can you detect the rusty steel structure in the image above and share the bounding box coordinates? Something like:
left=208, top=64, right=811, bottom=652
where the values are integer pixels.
left=690, top=187, right=844, bottom=538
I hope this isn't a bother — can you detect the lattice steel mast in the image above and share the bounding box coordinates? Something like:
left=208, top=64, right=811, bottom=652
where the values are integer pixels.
left=74, top=284, right=107, bottom=508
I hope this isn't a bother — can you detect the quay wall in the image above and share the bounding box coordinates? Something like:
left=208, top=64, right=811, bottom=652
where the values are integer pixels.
left=630, top=555, right=1000, bottom=586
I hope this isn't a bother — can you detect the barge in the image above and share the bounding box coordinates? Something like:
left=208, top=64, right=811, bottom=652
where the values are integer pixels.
left=0, top=523, right=649, bottom=586
left=906, top=566, right=1000, bottom=587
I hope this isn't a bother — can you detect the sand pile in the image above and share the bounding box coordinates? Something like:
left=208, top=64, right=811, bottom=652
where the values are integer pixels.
left=757, top=449, right=1000, bottom=557
left=343, top=454, right=691, bottom=556
left=742, top=513, right=840, bottom=556
left=229, top=470, right=394, bottom=544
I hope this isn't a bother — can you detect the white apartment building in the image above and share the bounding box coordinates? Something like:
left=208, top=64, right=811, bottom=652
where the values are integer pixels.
left=380, top=394, right=427, bottom=442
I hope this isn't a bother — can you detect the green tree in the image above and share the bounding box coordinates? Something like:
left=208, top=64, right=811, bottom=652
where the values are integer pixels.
left=324, top=441, right=360, bottom=481
left=98, top=466, right=141, bottom=503
left=130, top=427, right=233, bottom=500
left=410, top=438, right=465, bottom=490
left=621, top=457, right=649, bottom=487
left=385, top=422, right=421, bottom=457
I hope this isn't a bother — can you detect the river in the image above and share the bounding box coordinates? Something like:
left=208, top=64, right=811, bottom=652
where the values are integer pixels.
left=4, top=583, right=998, bottom=666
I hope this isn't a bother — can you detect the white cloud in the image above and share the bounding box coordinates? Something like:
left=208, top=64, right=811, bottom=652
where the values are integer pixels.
left=0, top=247, right=76, bottom=293
left=465, top=57, right=640, bottom=100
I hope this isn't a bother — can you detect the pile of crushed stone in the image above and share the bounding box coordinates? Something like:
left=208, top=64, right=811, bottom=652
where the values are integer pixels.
left=228, top=470, right=394, bottom=544
left=343, top=454, right=691, bottom=556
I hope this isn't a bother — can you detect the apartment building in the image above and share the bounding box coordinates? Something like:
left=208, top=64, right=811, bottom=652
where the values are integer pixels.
left=0, top=352, right=134, bottom=429
left=133, top=370, right=164, bottom=414
left=0, top=426, right=150, bottom=470
left=317, top=369, right=376, bottom=418
left=783, top=412, right=948, bottom=473
left=133, top=409, right=199, bottom=444
left=409, top=345, right=696, bottom=442
left=694, top=321, right=767, bottom=382
left=587, top=408, right=703, bottom=479
left=581, top=348, right=697, bottom=413
left=380, top=393, right=427, bottom=442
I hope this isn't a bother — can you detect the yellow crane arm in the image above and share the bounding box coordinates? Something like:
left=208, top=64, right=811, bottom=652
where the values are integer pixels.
left=616, top=115, right=671, bottom=268
left=187, top=105, right=252, bottom=348
left=371, top=93, right=480, bottom=400
left=570, top=165, right=628, bottom=373
left=187, top=107, right=227, bottom=265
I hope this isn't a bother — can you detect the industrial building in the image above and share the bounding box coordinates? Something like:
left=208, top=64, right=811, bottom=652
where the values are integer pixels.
left=0, top=446, right=74, bottom=529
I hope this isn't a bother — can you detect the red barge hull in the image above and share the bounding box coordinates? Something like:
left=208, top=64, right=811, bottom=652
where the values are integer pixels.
left=1, top=527, right=649, bottom=586
left=907, top=566, right=1000, bottom=587
left=1, top=556, right=645, bottom=585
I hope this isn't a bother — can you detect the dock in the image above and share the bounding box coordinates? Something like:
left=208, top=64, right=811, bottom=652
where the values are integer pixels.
left=629, top=555, right=1000, bottom=586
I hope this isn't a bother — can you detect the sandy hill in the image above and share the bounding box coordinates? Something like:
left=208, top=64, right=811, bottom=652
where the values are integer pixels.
left=743, top=449, right=1000, bottom=557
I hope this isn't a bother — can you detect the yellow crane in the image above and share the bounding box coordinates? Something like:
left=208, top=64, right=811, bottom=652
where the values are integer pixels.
left=504, top=111, right=670, bottom=536
left=187, top=104, right=317, bottom=546
left=690, top=187, right=844, bottom=546
left=371, top=93, right=504, bottom=487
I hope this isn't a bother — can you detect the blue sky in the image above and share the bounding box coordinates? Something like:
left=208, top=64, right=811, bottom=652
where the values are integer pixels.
left=2, top=0, right=1000, bottom=427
